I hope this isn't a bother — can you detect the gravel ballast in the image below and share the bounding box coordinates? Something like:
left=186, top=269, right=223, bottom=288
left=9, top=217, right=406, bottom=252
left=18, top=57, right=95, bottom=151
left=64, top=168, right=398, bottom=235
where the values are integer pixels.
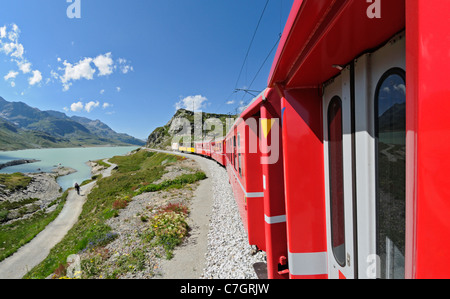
left=199, top=157, right=266, bottom=279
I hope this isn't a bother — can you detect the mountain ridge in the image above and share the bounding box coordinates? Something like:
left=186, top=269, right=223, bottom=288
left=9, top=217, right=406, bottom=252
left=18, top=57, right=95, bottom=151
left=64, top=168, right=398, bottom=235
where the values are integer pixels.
left=0, top=96, right=145, bottom=151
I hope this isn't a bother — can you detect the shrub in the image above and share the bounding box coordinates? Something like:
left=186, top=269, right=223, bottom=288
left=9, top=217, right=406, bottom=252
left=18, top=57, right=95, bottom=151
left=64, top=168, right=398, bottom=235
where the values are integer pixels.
left=0, top=210, right=8, bottom=223
left=146, top=211, right=188, bottom=259
left=113, top=199, right=128, bottom=210
left=160, top=203, right=189, bottom=215
left=112, top=196, right=131, bottom=210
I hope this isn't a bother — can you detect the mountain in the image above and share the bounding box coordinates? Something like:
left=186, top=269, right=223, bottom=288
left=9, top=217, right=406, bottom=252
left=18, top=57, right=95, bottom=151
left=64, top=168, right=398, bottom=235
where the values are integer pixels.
left=378, top=102, right=406, bottom=133
left=0, top=96, right=145, bottom=151
left=70, top=116, right=144, bottom=146
left=147, top=108, right=233, bottom=149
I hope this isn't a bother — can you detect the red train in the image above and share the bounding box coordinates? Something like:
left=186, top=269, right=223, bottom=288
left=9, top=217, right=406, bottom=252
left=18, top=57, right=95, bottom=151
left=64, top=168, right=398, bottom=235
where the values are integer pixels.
left=176, top=0, right=450, bottom=279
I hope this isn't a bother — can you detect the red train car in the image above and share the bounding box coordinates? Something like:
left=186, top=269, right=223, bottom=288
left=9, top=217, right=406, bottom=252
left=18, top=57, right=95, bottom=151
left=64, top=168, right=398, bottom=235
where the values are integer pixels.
left=194, top=141, right=211, bottom=158
left=225, top=115, right=266, bottom=253
left=210, top=138, right=226, bottom=166
left=223, top=0, right=450, bottom=279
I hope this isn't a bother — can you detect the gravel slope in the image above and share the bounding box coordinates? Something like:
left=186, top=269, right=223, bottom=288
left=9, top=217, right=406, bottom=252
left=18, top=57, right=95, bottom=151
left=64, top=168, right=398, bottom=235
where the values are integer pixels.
left=199, top=156, right=266, bottom=279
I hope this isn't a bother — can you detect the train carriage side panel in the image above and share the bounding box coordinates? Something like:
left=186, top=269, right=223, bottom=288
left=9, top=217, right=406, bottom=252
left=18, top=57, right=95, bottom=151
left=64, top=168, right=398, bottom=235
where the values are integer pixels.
left=281, top=88, right=327, bottom=279
left=405, top=0, right=450, bottom=279
left=226, top=117, right=265, bottom=251
left=259, top=88, right=289, bottom=279
left=241, top=115, right=265, bottom=251
left=211, top=138, right=226, bottom=166
left=226, top=128, right=248, bottom=231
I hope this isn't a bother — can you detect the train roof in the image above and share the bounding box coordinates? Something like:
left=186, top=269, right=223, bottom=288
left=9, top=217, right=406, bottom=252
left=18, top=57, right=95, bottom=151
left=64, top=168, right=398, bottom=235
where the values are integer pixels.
left=238, top=0, right=405, bottom=123
left=268, top=0, right=405, bottom=89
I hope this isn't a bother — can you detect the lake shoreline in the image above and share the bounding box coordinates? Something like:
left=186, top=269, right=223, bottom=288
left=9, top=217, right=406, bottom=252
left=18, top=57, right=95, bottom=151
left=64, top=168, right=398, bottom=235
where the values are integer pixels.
left=0, top=146, right=139, bottom=191
left=0, top=145, right=139, bottom=153
left=0, top=159, right=41, bottom=171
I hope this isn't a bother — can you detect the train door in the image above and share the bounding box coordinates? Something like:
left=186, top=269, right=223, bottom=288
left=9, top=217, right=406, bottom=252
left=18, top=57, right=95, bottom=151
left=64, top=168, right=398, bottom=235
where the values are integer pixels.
left=323, top=67, right=356, bottom=279
left=354, top=34, right=406, bottom=279
left=323, top=33, right=406, bottom=279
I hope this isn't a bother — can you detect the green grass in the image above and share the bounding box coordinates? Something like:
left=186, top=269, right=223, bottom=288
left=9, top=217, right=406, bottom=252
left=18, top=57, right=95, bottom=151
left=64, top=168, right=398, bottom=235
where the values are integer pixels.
left=23, top=150, right=185, bottom=279
left=0, top=173, right=32, bottom=192
left=135, top=171, right=207, bottom=195
left=0, top=190, right=69, bottom=262
left=93, top=159, right=111, bottom=168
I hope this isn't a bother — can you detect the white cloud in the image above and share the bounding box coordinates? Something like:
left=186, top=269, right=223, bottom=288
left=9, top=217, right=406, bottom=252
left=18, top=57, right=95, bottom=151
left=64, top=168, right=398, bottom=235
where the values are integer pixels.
left=8, top=24, right=19, bottom=42
left=28, top=70, right=42, bottom=86
left=226, top=100, right=235, bottom=105
left=175, top=95, right=208, bottom=112
left=0, top=26, right=5, bottom=39
left=70, top=101, right=84, bottom=112
left=85, top=101, right=100, bottom=113
left=117, top=58, right=134, bottom=74
left=54, top=52, right=133, bottom=91
left=0, top=24, right=42, bottom=88
left=394, top=83, right=406, bottom=95
left=11, top=43, right=24, bottom=59
left=100, top=89, right=105, bottom=95
left=93, top=52, right=114, bottom=76
left=10, top=81, right=15, bottom=87
left=60, top=57, right=95, bottom=91
left=4, top=70, right=18, bottom=81
left=116, top=86, right=121, bottom=92
left=68, top=101, right=110, bottom=113
left=18, top=61, right=31, bottom=74
left=1, top=42, right=15, bottom=55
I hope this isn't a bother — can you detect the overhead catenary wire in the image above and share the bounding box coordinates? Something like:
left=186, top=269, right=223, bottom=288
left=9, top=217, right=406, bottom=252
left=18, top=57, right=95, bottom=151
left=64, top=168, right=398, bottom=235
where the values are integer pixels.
left=236, top=33, right=282, bottom=110
left=215, top=0, right=269, bottom=114
left=233, top=0, right=270, bottom=91
left=216, top=0, right=287, bottom=115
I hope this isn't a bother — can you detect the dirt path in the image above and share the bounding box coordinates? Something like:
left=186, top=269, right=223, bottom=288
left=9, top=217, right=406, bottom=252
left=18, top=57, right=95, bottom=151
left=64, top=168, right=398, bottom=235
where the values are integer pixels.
left=0, top=160, right=117, bottom=279
left=148, top=149, right=214, bottom=279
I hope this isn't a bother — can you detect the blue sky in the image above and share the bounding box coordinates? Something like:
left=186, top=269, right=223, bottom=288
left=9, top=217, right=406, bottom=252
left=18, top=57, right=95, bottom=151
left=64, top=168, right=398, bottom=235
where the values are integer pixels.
left=0, top=0, right=293, bottom=140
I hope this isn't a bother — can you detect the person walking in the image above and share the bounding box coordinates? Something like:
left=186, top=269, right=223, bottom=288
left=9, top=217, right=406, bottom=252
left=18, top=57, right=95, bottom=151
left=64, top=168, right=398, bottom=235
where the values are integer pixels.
left=74, top=182, right=80, bottom=195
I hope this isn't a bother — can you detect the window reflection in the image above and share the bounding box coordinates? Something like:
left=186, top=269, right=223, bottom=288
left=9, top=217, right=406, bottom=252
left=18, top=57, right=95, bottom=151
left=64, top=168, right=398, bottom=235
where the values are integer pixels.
left=328, top=96, right=346, bottom=267
left=375, top=70, right=406, bottom=279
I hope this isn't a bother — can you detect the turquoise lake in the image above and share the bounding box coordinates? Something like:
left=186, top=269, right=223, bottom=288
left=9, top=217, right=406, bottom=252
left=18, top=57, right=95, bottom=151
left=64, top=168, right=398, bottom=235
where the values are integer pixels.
left=0, top=146, right=139, bottom=190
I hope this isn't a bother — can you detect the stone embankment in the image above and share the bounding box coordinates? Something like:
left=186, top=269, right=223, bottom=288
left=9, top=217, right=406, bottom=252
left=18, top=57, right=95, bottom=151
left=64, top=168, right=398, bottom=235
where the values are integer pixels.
left=0, top=167, right=76, bottom=224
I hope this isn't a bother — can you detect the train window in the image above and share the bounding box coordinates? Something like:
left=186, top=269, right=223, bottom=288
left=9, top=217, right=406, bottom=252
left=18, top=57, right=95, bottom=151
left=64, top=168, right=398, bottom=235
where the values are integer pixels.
left=327, top=96, right=346, bottom=267
left=238, top=133, right=242, bottom=177
left=233, top=135, right=237, bottom=170
left=375, top=68, right=406, bottom=279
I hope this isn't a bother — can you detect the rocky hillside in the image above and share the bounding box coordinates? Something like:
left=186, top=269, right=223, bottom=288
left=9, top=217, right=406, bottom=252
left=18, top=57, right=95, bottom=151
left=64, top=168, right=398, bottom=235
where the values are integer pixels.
left=0, top=96, right=145, bottom=151
left=146, top=109, right=233, bottom=149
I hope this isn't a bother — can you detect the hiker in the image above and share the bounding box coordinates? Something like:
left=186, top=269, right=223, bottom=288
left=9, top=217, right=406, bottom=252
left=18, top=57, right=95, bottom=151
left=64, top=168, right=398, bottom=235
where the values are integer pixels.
left=74, top=182, right=80, bottom=195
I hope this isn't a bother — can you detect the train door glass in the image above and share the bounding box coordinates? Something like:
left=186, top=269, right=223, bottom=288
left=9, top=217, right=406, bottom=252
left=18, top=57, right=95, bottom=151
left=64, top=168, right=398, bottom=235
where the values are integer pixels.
left=323, top=68, right=356, bottom=279
left=354, top=34, right=406, bottom=279
left=375, top=70, right=406, bottom=278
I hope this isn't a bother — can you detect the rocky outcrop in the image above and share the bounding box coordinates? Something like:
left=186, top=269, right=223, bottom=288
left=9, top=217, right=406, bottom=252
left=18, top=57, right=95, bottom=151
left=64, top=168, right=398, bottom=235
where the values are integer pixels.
left=146, top=109, right=232, bottom=150
left=0, top=167, right=76, bottom=224
left=0, top=159, right=40, bottom=170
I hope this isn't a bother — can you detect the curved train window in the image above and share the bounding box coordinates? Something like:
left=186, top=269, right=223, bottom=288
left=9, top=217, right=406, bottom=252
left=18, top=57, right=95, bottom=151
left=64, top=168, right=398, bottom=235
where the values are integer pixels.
left=327, top=96, right=346, bottom=267
left=233, top=135, right=237, bottom=170
left=375, top=68, right=406, bottom=279
left=238, top=133, right=242, bottom=177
